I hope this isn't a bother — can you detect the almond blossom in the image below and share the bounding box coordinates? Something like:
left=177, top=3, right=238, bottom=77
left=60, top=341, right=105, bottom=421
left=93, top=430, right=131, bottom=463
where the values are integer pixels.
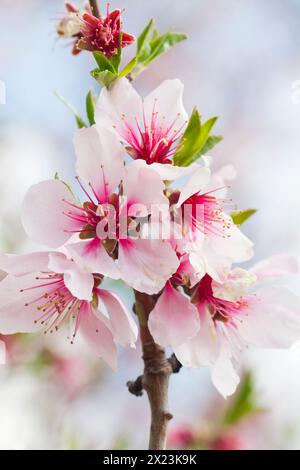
left=21, top=126, right=179, bottom=295
left=0, top=251, right=138, bottom=369
left=95, top=77, right=193, bottom=180
left=77, top=7, right=135, bottom=56
left=56, top=2, right=135, bottom=57
left=149, top=254, right=300, bottom=397
left=172, top=164, right=253, bottom=282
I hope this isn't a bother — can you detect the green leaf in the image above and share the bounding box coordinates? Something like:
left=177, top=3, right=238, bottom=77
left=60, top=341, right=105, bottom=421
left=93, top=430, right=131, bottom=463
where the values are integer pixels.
left=86, top=90, right=96, bottom=126
left=91, top=68, right=118, bottom=88
left=93, top=52, right=116, bottom=73
left=142, top=32, right=187, bottom=66
left=173, top=108, right=218, bottom=166
left=137, top=18, right=155, bottom=62
left=231, top=209, right=257, bottom=225
left=54, top=92, right=87, bottom=128
left=196, top=135, right=223, bottom=157
left=186, top=135, right=223, bottom=165
left=119, top=56, right=138, bottom=78
left=223, top=372, right=261, bottom=426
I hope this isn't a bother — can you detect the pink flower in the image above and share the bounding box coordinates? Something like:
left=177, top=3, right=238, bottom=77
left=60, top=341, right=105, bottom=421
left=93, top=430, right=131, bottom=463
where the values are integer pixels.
left=0, top=251, right=138, bottom=369
left=21, top=126, right=179, bottom=294
left=77, top=7, right=135, bottom=57
left=174, top=165, right=253, bottom=282
left=149, top=254, right=300, bottom=397
left=95, top=77, right=193, bottom=180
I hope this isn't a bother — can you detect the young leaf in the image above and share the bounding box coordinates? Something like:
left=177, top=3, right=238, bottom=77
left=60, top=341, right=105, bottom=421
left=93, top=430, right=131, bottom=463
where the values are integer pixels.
left=137, top=18, right=155, bottom=62
left=91, top=68, right=118, bottom=88
left=231, top=209, right=257, bottom=225
left=173, top=108, right=218, bottom=166
left=196, top=135, right=223, bottom=157
left=93, top=51, right=116, bottom=73
left=54, top=92, right=87, bottom=129
left=86, top=90, right=96, bottom=126
left=186, top=135, right=223, bottom=165
left=119, top=56, right=138, bottom=78
left=142, top=32, right=187, bottom=66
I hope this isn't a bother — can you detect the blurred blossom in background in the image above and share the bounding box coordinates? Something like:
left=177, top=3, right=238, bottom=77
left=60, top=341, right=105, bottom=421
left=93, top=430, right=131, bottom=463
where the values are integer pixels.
left=0, top=0, right=300, bottom=449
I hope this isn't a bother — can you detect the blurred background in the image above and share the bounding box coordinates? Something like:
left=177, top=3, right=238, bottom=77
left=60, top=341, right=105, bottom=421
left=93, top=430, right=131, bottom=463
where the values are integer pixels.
left=0, top=0, right=300, bottom=450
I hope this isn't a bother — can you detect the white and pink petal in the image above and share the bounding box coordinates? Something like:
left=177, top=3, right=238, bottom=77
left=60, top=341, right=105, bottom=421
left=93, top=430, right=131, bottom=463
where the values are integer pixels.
left=79, top=302, right=117, bottom=370
left=0, top=252, right=50, bottom=276
left=148, top=282, right=200, bottom=348
left=22, top=179, right=79, bottom=248
left=118, top=238, right=179, bottom=295
left=98, top=289, right=138, bottom=347
left=67, top=239, right=120, bottom=279
left=74, top=125, right=125, bottom=202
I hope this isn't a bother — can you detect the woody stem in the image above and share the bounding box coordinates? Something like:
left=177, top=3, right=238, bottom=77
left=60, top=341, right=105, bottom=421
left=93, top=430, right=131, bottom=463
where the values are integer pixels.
left=133, top=291, right=173, bottom=450
left=89, top=0, right=100, bottom=18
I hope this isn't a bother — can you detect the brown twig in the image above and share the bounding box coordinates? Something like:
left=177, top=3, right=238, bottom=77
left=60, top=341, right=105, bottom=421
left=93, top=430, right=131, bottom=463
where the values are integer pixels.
left=89, top=0, right=100, bottom=18
left=128, top=291, right=174, bottom=450
left=168, top=353, right=182, bottom=374
left=127, top=354, right=182, bottom=398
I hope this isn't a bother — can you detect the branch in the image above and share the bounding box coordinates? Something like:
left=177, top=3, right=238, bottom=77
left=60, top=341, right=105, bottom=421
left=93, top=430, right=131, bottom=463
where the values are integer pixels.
left=89, top=0, right=100, bottom=18
left=126, top=292, right=183, bottom=450
left=168, top=353, right=182, bottom=374
left=127, top=375, right=143, bottom=397
left=127, top=354, right=182, bottom=397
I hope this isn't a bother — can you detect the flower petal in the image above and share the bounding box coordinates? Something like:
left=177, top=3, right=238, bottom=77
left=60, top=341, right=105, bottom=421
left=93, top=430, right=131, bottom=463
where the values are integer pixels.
left=177, top=167, right=211, bottom=207
left=95, top=77, right=142, bottom=131
left=79, top=303, right=117, bottom=369
left=211, top=346, right=240, bottom=398
left=98, top=289, right=138, bottom=347
left=118, top=238, right=179, bottom=295
left=174, top=307, right=220, bottom=367
left=206, top=164, right=237, bottom=198
left=239, top=286, right=300, bottom=349
left=48, top=252, right=94, bottom=301
left=251, top=254, right=298, bottom=282
left=67, top=239, right=119, bottom=279
left=0, top=274, right=47, bottom=334
left=144, top=79, right=188, bottom=130
left=74, top=125, right=125, bottom=202
left=123, top=160, right=168, bottom=210
left=148, top=282, right=200, bottom=348
left=212, top=267, right=257, bottom=302
left=212, top=216, right=254, bottom=263
left=149, top=163, right=197, bottom=181
left=22, top=180, right=79, bottom=248
left=0, top=252, right=50, bottom=276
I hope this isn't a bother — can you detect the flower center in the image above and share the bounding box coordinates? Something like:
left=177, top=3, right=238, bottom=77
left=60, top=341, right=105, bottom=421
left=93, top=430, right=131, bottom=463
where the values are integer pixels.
left=182, top=189, right=232, bottom=238
left=122, top=102, right=185, bottom=165
left=20, top=273, right=102, bottom=342
left=193, top=274, right=249, bottom=325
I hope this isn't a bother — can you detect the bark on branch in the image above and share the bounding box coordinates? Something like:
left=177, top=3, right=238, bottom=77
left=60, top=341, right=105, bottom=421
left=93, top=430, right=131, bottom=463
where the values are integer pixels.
left=126, top=292, right=182, bottom=450
left=89, top=0, right=100, bottom=18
